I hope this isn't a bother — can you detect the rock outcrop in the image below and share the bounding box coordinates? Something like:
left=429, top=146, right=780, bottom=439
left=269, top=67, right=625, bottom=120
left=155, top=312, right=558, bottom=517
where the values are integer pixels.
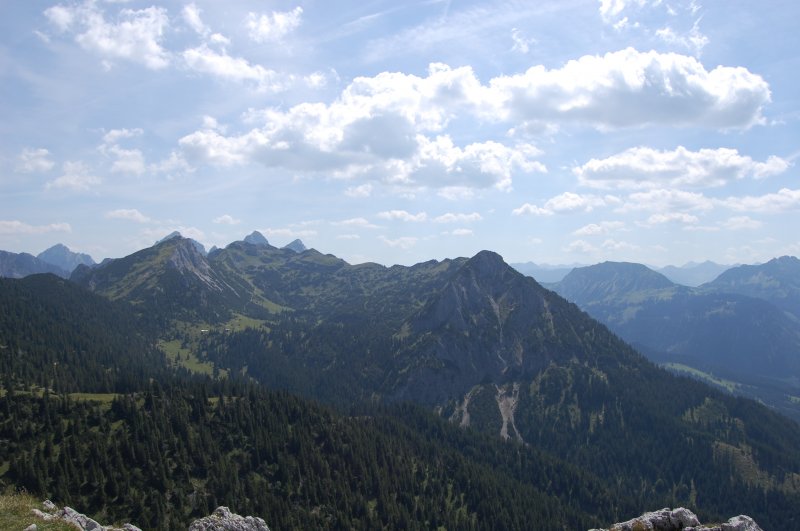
left=589, top=507, right=763, bottom=531
left=30, top=499, right=142, bottom=530
left=30, top=502, right=271, bottom=531
left=188, top=506, right=271, bottom=531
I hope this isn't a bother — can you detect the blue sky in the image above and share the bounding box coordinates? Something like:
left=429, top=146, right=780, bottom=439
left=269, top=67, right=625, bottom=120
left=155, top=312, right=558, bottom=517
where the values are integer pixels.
left=1, top=0, right=798, bottom=266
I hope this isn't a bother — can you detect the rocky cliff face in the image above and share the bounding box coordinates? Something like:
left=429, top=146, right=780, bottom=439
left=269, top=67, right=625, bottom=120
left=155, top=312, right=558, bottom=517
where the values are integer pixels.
left=589, top=507, right=763, bottom=531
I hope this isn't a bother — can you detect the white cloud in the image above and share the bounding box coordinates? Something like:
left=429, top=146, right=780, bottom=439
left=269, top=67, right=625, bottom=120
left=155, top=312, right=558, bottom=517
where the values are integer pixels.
left=102, top=128, right=143, bottom=145
left=513, top=192, right=619, bottom=216
left=565, top=239, right=599, bottom=254
left=182, top=45, right=287, bottom=92
left=644, top=212, right=700, bottom=225
left=598, top=0, right=648, bottom=22
left=332, top=217, right=380, bottom=229
left=213, top=214, right=241, bottom=225
left=336, top=234, right=360, bottom=240
left=449, top=228, right=474, bottom=236
left=106, top=208, right=151, bottom=223
left=262, top=227, right=317, bottom=239
left=572, top=221, right=625, bottom=236
left=46, top=161, right=101, bottom=191
left=107, top=146, right=145, bottom=174
left=619, top=189, right=713, bottom=213
left=719, top=188, right=800, bottom=213
left=149, top=151, right=194, bottom=177
left=722, top=216, right=763, bottom=230
left=0, top=220, right=71, bottom=235
left=510, top=28, right=536, bottom=54
left=16, top=148, right=55, bottom=173
left=377, top=210, right=427, bottom=222
left=245, top=7, right=303, bottom=42
left=45, top=3, right=170, bottom=70
left=438, top=187, right=476, bottom=201
left=345, top=183, right=373, bottom=198
left=486, top=48, right=770, bottom=130
left=433, top=212, right=483, bottom=223
left=575, top=146, right=789, bottom=190
left=182, top=3, right=209, bottom=36
left=379, top=235, right=418, bottom=249
left=656, top=20, right=709, bottom=56
left=602, top=238, right=639, bottom=251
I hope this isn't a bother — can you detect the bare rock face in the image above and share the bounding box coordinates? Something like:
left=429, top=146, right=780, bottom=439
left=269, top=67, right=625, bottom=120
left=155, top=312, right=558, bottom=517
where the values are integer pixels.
left=589, top=507, right=763, bottom=531
left=188, top=506, right=271, bottom=531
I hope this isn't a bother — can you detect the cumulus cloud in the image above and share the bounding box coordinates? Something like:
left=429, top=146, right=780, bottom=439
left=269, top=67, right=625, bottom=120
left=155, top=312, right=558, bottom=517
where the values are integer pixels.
left=0, top=220, right=71, bottom=235
left=345, top=183, right=373, bottom=198
left=107, top=146, right=145, bottom=174
left=379, top=235, right=418, bottom=249
left=245, top=7, right=303, bottom=43
left=719, top=188, right=800, bottom=213
left=513, top=192, right=619, bottom=216
left=572, top=221, right=625, bottom=235
left=575, top=146, right=788, bottom=190
left=448, top=228, right=474, bottom=236
left=46, top=161, right=101, bottom=191
left=565, top=239, right=599, bottom=254
left=722, top=216, right=763, bottom=230
left=618, top=188, right=713, bottom=213
left=644, top=212, right=700, bottom=225
left=182, top=2, right=209, bottom=36
left=486, top=48, right=770, bottom=130
left=213, top=214, right=241, bottom=225
left=433, top=212, right=483, bottom=223
left=102, top=128, right=143, bottom=145
left=377, top=210, right=427, bottom=222
left=16, top=148, right=55, bottom=173
left=332, top=217, right=380, bottom=229
left=182, top=45, right=287, bottom=92
left=44, top=2, right=170, bottom=69
left=106, top=208, right=151, bottom=223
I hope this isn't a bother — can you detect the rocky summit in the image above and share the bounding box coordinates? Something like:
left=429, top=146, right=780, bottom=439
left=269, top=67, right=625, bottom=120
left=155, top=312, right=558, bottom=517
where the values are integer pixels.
left=188, top=506, right=271, bottom=531
left=590, top=507, right=762, bottom=531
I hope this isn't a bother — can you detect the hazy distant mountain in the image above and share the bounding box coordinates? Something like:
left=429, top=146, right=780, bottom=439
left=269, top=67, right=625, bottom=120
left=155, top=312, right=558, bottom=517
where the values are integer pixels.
left=243, top=230, right=270, bottom=247
left=552, top=261, right=800, bottom=421
left=509, top=261, right=580, bottom=283
left=282, top=239, right=307, bottom=253
left=36, top=243, right=95, bottom=273
left=703, top=256, right=800, bottom=320
left=656, top=260, right=732, bottom=287
left=0, top=250, right=68, bottom=278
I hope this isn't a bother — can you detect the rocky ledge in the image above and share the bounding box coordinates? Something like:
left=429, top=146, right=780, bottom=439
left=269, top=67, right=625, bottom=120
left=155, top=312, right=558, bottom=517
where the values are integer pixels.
left=589, top=507, right=763, bottom=531
left=28, top=501, right=270, bottom=531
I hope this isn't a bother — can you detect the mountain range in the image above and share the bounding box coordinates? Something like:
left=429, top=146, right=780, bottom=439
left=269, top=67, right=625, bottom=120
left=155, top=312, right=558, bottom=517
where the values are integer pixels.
left=551, top=259, right=800, bottom=421
left=2, top=235, right=800, bottom=528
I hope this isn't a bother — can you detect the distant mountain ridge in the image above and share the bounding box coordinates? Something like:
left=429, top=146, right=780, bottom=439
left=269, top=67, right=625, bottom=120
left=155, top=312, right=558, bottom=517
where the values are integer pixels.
left=0, top=250, right=68, bottom=278
left=656, top=260, right=732, bottom=287
left=36, top=243, right=95, bottom=273
left=703, top=256, right=800, bottom=320
left=551, top=260, right=800, bottom=421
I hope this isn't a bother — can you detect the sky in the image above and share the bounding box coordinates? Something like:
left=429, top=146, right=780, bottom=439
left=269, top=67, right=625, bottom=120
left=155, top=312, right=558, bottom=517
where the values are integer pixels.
left=1, top=0, right=799, bottom=267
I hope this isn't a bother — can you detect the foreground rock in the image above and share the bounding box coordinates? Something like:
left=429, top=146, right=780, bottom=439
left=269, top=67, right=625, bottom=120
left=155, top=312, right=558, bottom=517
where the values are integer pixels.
left=589, top=507, right=763, bottom=531
left=188, top=506, right=271, bottom=531
left=30, top=499, right=142, bottom=530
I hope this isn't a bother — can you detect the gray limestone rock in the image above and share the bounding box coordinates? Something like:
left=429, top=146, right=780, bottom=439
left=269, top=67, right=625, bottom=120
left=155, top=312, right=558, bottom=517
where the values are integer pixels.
left=589, top=507, right=763, bottom=531
left=188, top=506, right=271, bottom=531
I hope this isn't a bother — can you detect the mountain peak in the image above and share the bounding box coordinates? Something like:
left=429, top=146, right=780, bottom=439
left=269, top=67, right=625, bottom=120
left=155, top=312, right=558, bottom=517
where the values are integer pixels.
left=282, top=239, right=307, bottom=253
left=243, top=231, right=270, bottom=247
left=156, top=231, right=183, bottom=244
left=555, top=261, right=674, bottom=306
left=36, top=243, right=95, bottom=274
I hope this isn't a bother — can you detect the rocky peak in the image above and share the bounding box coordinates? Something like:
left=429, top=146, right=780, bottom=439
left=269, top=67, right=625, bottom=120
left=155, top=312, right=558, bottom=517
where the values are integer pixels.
left=167, top=238, right=225, bottom=293
left=282, top=239, right=307, bottom=253
left=36, top=243, right=95, bottom=273
left=589, top=507, right=762, bottom=531
left=243, top=231, right=270, bottom=247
